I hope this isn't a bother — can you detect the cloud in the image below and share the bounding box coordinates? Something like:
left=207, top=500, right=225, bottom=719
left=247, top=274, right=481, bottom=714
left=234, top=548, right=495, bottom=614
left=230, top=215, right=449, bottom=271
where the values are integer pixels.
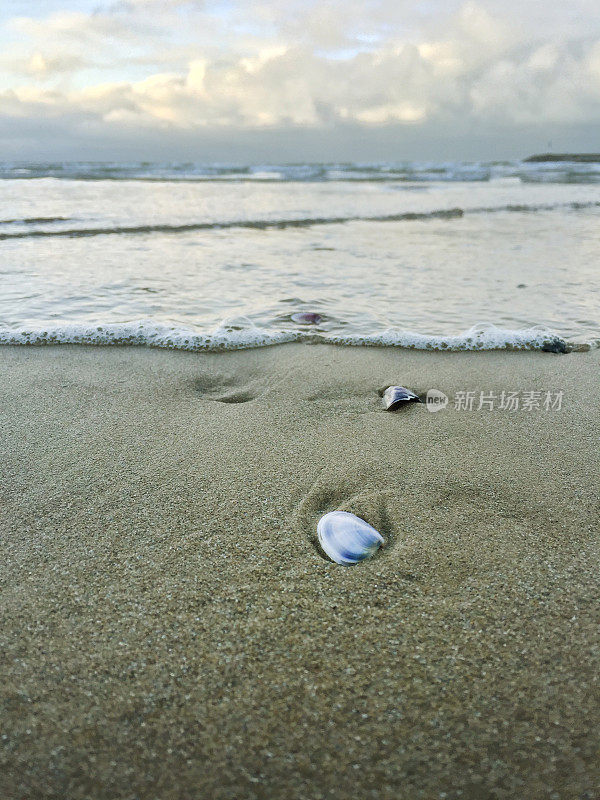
left=468, top=41, right=600, bottom=125
left=0, top=46, right=447, bottom=128
left=1, top=0, right=600, bottom=158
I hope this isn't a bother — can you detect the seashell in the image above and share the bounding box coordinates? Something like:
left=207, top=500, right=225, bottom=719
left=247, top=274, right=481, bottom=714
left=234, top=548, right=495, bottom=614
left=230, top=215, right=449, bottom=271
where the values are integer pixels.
left=317, top=511, right=384, bottom=565
left=291, top=312, right=322, bottom=325
left=382, top=385, right=421, bottom=411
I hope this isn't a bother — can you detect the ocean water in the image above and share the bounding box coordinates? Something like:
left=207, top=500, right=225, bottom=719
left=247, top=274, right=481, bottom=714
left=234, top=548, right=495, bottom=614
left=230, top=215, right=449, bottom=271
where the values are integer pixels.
left=1, top=160, right=599, bottom=351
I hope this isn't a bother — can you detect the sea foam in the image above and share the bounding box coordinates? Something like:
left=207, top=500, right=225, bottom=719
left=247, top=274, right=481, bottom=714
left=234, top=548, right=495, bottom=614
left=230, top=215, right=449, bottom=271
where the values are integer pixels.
left=0, top=321, right=586, bottom=352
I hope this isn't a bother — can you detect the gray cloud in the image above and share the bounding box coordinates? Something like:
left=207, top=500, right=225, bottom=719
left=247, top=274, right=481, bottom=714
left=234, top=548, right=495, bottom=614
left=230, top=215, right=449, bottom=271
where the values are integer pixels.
left=1, top=0, right=600, bottom=159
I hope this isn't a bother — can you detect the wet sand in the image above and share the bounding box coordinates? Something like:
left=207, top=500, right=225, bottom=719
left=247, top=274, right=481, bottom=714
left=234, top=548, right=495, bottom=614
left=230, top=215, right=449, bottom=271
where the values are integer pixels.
left=1, top=344, right=598, bottom=800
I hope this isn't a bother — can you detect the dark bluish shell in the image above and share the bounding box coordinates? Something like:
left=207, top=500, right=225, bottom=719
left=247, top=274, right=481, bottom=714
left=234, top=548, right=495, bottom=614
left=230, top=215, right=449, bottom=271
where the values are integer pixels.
left=291, top=312, right=322, bottom=325
left=541, top=337, right=570, bottom=354
left=383, top=385, right=421, bottom=410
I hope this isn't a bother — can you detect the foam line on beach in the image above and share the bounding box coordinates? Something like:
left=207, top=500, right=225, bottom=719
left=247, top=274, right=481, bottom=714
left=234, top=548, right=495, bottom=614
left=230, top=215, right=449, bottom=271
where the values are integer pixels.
left=1, top=201, right=598, bottom=241
left=0, top=208, right=464, bottom=240
left=0, top=321, right=591, bottom=352
left=0, top=216, right=70, bottom=226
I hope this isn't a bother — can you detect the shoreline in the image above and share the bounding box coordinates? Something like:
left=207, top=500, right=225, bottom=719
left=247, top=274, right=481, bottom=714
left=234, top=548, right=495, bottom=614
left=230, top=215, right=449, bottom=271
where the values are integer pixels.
left=0, top=325, right=592, bottom=352
left=1, top=344, right=599, bottom=799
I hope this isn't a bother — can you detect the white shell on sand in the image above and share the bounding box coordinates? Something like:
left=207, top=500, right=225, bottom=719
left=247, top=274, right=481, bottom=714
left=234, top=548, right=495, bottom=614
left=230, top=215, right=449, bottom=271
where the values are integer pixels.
left=382, top=385, right=421, bottom=410
left=317, top=511, right=384, bottom=565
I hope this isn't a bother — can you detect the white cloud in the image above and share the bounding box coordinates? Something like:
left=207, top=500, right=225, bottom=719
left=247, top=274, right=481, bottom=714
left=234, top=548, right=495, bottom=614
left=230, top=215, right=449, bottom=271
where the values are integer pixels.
left=1, top=0, right=600, bottom=155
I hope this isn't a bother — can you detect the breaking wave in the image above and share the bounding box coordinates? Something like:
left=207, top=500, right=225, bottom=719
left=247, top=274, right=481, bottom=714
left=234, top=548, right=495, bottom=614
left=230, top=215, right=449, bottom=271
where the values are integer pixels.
left=2, top=159, right=600, bottom=184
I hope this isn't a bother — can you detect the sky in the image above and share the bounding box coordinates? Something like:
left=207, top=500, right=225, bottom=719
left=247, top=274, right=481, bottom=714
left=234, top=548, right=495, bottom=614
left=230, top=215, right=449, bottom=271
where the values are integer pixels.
left=1, top=0, right=600, bottom=162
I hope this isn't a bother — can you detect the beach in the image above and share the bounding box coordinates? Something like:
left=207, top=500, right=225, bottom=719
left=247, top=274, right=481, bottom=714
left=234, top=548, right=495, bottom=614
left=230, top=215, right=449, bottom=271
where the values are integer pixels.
left=1, top=343, right=598, bottom=799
